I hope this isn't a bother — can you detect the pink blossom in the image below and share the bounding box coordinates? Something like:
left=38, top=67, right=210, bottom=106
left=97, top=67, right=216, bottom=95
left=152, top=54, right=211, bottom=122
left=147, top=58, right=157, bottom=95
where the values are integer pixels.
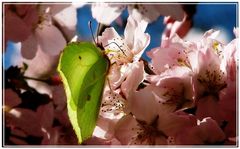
left=98, top=14, right=150, bottom=89
left=5, top=4, right=77, bottom=59
left=147, top=34, right=197, bottom=74
left=147, top=66, right=195, bottom=112
left=113, top=62, right=197, bottom=145
left=4, top=5, right=38, bottom=43
left=191, top=38, right=227, bottom=99
left=99, top=15, right=149, bottom=65
left=114, top=112, right=196, bottom=145
left=218, top=35, right=237, bottom=138
left=21, top=4, right=77, bottom=59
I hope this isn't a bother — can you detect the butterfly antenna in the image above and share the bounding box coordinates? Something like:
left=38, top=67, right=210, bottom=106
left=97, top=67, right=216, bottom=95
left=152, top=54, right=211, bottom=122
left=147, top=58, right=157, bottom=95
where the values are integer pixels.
left=103, top=42, right=128, bottom=57
left=88, top=21, right=97, bottom=45
left=96, top=23, right=100, bottom=44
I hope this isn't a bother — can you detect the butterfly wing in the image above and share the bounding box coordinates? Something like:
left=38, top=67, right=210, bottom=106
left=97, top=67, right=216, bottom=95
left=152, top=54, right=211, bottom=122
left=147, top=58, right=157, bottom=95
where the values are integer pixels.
left=58, top=42, right=109, bottom=143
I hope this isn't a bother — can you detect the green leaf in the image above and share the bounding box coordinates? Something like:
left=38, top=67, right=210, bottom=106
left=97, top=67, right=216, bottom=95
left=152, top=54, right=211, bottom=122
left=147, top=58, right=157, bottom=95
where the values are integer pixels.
left=57, top=42, right=109, bottom=144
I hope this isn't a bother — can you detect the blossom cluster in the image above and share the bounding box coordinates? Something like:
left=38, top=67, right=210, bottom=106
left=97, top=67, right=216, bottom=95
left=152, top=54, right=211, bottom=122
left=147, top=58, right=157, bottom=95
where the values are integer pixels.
left=88, top=5, right=238, bottom=145
left=3, top=3, right=237, bottom=146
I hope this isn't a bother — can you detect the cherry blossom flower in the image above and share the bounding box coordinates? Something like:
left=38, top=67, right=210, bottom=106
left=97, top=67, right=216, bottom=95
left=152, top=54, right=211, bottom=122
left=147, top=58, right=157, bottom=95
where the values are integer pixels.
left=146, top=66, right=195, bottom=112
left=94, top=15, right=150, bottom=140
left=113, top=61, right=197, bottom=145
left=92, top=3, right=185, bottom=25
left=4, top=4, right=39, bottom=44
left=196, top=30, right=238, bottom=139
left=5, top=4, right=77, bottom=59
left=87, top=60, right=145, bottom=145
left=147, top=33, right=197, bottom=75
left=114, top=112, right=197, bottom=145
left=21, top=4, right=77, bottom=59
left=185, top=29, right=237, bottom=143
left=191, top=30, right=227, bottom=99
left=98, top=14, right=150, bottom=89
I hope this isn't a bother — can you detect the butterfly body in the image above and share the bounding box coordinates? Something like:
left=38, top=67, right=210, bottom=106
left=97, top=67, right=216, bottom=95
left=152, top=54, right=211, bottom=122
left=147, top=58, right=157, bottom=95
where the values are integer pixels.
left=58, top=42, right=109, bottom=143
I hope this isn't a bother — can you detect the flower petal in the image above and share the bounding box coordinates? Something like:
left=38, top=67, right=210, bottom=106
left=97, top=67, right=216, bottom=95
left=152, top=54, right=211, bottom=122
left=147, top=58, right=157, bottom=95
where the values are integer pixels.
left=99, top=27, right=133, bottom=64
left=175, top=117, right=225, bottom=145
left=35, top=23, right=66, bottom=56
left=91, top=3, right=125, bottom=25
left=36, top=102, right=54, bottom=128
left=121, top=61, right=144, bottom=98
left=195, top=96, right=221, bottom=123
left=5, top=8, right=31, bottom=42
left=52, top=5, right=77, bottom=30
left=4, top=89, right=21, bottom=108
left=6, top=108, right=43, bottom=137
left=114, top=114, right=139, bottom=145
left=124, top=15, right=150, bottom=61
left=21, top=33, right=38, bottom=59
left=128, top=85, right=159, bottom=123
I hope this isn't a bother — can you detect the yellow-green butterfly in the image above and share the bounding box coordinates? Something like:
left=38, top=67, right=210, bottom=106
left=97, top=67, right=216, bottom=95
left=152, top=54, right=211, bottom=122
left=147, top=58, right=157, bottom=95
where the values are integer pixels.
left=58, top=40, right=109, bottom=144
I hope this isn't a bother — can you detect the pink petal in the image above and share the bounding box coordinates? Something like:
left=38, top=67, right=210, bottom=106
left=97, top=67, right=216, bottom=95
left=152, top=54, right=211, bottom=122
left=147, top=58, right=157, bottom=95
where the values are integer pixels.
left=94, top=115, right=118, bottom=139
left=162, top=15, right=192, bottom=39
left=19, top=5, right=39, bottom=28
left=233, top=27, right=239, bottom=38
left=52, top=85, right=67, bottom=111
left=121, top=61, right=144, bottom=98
left=219, top=83, right=236, bottom=137
left=107, top=64, right=123, bottom=89
left=41, top=127, right=60, bottom=145
left=175, top=117, right=225, bottom=145
left=4, top=89, right=21, bottom=108
left=192, top=45, right=226, bottom=98
left=91, top=3, right=125, bottom=25
left=52, top=5, right=77, bottom=30
left=83, top=136, right=112, bottom=145
left=195, top=96, right=221, bottom=123
left=6, top=108, right=43, bottom=137
left=223, top=38, right=237, bottom=82
left=98, top=27, right=120, bottom=48
left=15, top=5, right=30, bottom=16
left=128, top=85, right=159, bottom=123
left=98, top=27, right=134, bottom=64
left=9, top=136, right=28, bottom=145
left=147, top=46, right=189, bottom=74
left=35, top=23, right=66, bottom=56
left=36, top=102, right=54, bottom=128
left=5, top=8, right=31, bottom=42
left=157, top=113, right=197, bottom=137
left=54, top=108, right=71, bottom=127
left=114, top=114, right=139, bottom=145
left=124, top=15, right=150, bottom=60
left=21, top=33, right=38, bottom=59
left=11, top=128, right=27, bottom=138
